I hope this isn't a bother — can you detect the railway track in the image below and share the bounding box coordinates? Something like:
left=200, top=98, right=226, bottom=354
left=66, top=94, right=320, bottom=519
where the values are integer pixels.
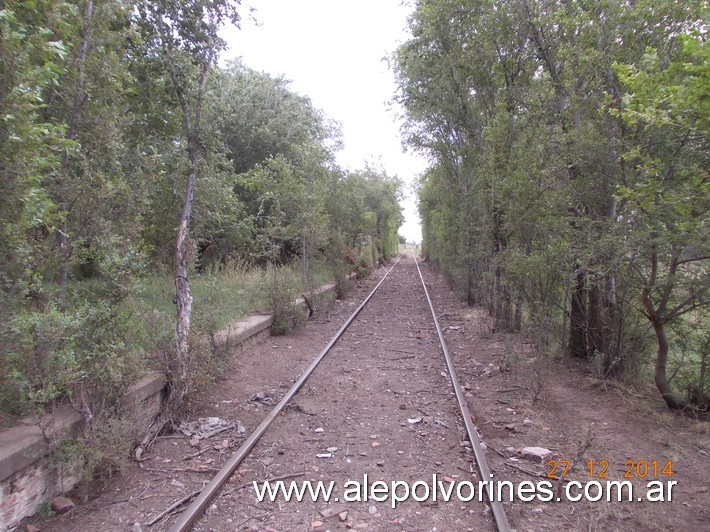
left=165, top=250, right=511, bottom=532
left=34, top=249, right=709, bottom=532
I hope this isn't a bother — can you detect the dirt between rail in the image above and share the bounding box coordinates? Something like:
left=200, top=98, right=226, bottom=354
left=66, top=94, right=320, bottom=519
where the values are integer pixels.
left=30, top=252, right=709, bottom=532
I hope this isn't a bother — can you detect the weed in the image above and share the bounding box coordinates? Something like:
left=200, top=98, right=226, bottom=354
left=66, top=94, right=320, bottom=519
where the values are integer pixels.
left=51, top=415, right=139, bottom=503
left=264, top=264, right=303, bottom=336
left=530, top=364, right=546, bottom=405
left=501, top=334, right=521, bottom=371
left=691, top=421, right=710, bottom=434
left=38, top=500, right=56, bottom=518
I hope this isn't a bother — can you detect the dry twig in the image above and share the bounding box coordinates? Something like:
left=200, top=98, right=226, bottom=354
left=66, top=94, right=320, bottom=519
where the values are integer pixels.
left=504, top=461, right=545, bottom=478
left=146, top=488, right=201, bottom=526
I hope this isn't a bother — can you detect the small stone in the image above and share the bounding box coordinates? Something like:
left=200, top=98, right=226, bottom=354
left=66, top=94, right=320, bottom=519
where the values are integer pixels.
left=523, top=419, right=533, bottom=426
left=504, top=424, right=516, bottom=431
left=51, top=496, right=75, bottom=515
left=376, top=461, right=385, bottom=467
left=520, top=446, right=553, bottom=463
left=25, top=525, right=41, bottom=532
left=319, top=503, right=348, bottom=518
left=326, top=446, right=338, bottom=452
left=339, top=511, right=348, bottom=521
left=189, top=438, right=200, bottom=447
left=311, top=520, right=324, bottom=528
left=12, top=476, right=30, bottom=492
left=371, top=441, right=381, bottom=448
left=314, top=427, right=324, bottom=433
left=432, top=417, right=449, bottom=428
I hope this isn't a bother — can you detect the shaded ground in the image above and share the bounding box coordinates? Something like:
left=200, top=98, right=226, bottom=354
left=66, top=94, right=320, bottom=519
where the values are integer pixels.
left=29, top=253, right=709, bottom=531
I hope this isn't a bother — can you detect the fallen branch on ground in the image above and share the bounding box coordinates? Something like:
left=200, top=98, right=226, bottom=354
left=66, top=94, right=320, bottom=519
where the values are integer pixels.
left=146, top=488, right=201, bottom=526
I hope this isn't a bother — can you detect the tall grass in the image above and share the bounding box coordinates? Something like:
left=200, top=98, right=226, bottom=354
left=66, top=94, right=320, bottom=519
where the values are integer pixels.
left=135, top=258, right=335, bottom=345
left=0, top=258, right=338, bottom=422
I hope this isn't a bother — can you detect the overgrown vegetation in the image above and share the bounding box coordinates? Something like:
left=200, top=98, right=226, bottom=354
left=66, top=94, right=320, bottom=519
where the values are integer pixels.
left=0, top=0, right=403, bottom=486
left=394, top=0, right=708, bottom=410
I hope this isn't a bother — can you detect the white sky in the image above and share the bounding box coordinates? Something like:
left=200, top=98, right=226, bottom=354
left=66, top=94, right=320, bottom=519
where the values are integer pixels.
left=220, top=0, right=427, bottom=243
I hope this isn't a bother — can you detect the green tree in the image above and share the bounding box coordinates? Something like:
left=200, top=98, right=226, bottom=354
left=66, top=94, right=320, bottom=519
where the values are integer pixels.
left=1, top=0, right=152, bottom=424
left=134, top=0, right=241, bottom=420
left=615, top=33, right=709, bottom=408
left=395, top=0, right=707, bottom=408
left=0, top=1, right=67, bottom=300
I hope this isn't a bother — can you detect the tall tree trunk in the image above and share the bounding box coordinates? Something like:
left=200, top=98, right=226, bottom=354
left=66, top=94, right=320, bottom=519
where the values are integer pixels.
left=641, top=244, right=686, bottom=409
left=603, top=272, right=621, bottom=377
left=561, top=281, right=569, bottom=354
left=57, top=0, right=94, bottom=310
left=587, top=282, right=602, bottom=358
left=173, top=154, right=197, bottom=406
left=649, top=318, right=685, bottom=409
left=162, top=40, right=210, bottom=414
left=569, top=263, right=587, bottom=357
left=513, top=295, right=523, bottom=332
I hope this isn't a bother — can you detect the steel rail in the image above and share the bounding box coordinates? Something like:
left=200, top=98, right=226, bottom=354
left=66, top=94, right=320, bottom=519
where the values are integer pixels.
left=414, top=255, right=511, bottom=532
left=168, top=254, right=404, bottom=532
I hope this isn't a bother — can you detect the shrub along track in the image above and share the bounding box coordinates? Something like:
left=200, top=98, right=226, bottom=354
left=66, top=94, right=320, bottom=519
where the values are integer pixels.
left=34, top=252, right=709, bottom=532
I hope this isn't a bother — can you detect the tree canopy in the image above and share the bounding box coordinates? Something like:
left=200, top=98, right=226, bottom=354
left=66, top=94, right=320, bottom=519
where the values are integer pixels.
left=394, top=0, right=708, bottom=409
left=0, top=0, right=403, bottom=424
